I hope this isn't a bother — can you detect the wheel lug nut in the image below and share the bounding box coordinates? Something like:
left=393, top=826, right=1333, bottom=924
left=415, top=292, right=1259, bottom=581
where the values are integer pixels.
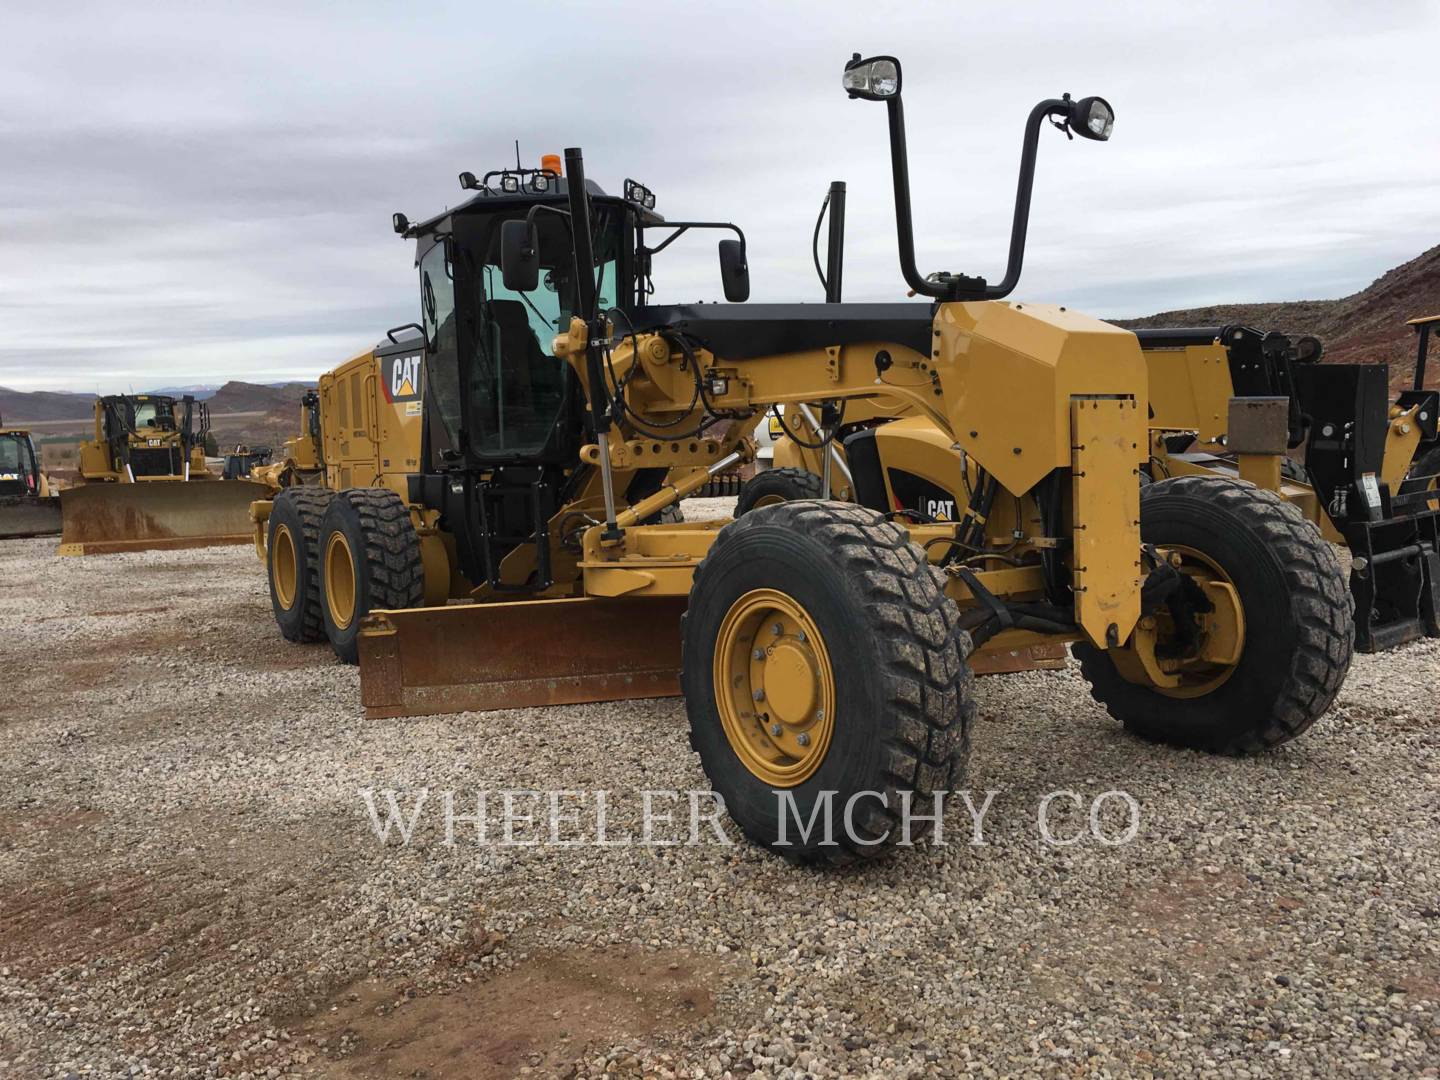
left=753, top=649, right=765, bottom=661
left=753, top=689, right=765, bottom=702
left=797, top=733, right=811, bottom=747
left=815, top=710, right=825, bottom=720
left=769, top=723, right=782, bottom=736
left=796, top=630, right=807, bottom=643
left=772, top=622, right=784, bottom=635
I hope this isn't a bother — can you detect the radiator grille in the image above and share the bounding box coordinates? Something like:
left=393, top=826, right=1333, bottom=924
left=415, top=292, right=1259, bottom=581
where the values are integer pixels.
left=129, top=446, right=182, bottom=477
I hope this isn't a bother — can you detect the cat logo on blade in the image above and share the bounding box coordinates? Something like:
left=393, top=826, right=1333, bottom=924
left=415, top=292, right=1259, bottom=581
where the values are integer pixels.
left=386, top=353, right=423, bottom=403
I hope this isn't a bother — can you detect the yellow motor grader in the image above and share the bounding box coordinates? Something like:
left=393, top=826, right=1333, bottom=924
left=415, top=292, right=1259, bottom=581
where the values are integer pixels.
left=756, top=318, right=1440, bottom=652
left=0, top=421, right=60, bottom=538
left=752, top=180, right=1437, bottom=653
left=256, top=55, right=1359, bottom=863
left=58, top=393, right=269, bottom=555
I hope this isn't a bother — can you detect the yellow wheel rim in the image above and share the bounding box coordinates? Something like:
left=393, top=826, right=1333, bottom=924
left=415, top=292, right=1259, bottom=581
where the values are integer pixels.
left=271, top=523, right=298, bottom=610
left=713, top=588, right=835, bottom=787
left=1149, top=544, right=1246, bottom=699
left=325, top=530, right=357, bottom=630
left=752, top=494, right=787, bottom=509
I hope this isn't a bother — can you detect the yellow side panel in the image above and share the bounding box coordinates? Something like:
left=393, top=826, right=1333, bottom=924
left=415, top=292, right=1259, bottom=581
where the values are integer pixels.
left=1071, top=397, right=1143, bottom=648
left=1144, top=344, right=1234, bottom=443
left=935, top=301, right=1148, bottom=494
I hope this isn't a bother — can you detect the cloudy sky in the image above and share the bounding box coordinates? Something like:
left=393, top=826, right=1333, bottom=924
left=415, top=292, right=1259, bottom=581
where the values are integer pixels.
left=3, top=0, right=1438, bottom=392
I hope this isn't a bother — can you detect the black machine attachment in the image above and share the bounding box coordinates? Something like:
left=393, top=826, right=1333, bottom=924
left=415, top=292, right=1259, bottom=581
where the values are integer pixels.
left=1290, top=349, right=1439, bottom=652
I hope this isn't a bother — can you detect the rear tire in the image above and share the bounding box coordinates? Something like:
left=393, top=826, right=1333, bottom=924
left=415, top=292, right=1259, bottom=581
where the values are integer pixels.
left=319, top=488, right=424, bottom=664
left=735, top=467, right=825, bottom=516
left=1075, top=475, right=1353, bottom=754
left=267, top=487, right=333, bottom=643
left=681, top=500, right=973, bottom=865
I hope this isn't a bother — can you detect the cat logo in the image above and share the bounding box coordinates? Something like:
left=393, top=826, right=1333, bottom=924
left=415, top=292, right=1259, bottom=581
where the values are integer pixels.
left=388, top=354, right=422, bottom=402
left=924, top=498, right=956, bottom=521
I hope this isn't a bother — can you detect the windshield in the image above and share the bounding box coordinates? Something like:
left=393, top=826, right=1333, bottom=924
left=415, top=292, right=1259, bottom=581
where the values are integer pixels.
left=453, top=205, right=621, bottom=459
left=131, top=400, right=174, bottom=429
left=0, top=435, right=24, bottom=473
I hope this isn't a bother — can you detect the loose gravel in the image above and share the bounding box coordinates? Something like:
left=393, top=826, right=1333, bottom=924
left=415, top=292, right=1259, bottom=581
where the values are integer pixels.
left=0, top=510, right=1436, bottom=1078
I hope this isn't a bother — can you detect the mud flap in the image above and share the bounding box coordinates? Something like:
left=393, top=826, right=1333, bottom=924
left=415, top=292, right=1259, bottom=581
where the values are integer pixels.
left=358, top=596, right=687, bottom=719
left=0, top=494, right=62, bottom=538
left=969, top=642, right=1069, bottom=674
left=58, top=480, right=271, bottom=555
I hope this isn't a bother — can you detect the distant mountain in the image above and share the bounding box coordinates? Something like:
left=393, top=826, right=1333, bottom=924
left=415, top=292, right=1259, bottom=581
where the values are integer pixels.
left=207, top=380, right=313, bottom=414
left=1, top=379, right=316, bottom=425
left=146, top=384, right=220, bottom=399
left=1115, top=243, right=1440, bottom=389
left=0, top=386, right=92, bottom=423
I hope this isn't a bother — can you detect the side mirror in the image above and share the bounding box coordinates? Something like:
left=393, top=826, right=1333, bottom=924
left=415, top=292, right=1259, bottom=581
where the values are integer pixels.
left=843, top=54, right=901, bottom=101
left=500, top=219, right=540, bottom=292
left=718, top=239, right=749, bottom=303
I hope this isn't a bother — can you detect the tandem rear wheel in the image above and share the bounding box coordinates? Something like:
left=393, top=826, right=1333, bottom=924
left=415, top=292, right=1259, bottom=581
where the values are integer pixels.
left=1075, top=475, right=1354, bottom=755
left=267, top=486, right=334, bottom=643
left=681, top=500, right=974, bottom=865
left=735, top=468, right=825, bottom=516
left=318, top=488, right=425, bottom=664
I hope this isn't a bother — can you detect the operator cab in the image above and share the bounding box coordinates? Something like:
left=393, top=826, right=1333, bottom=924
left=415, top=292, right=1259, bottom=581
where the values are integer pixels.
left=397, top=166, right=676, bottom=592
left=0, top=431, right=42, bottom=495
left=403, top=172, right=653, bottom=473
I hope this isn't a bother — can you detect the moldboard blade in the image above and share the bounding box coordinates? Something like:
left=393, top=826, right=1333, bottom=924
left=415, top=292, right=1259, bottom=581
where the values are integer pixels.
left=358, top=596, right=686, bottom=719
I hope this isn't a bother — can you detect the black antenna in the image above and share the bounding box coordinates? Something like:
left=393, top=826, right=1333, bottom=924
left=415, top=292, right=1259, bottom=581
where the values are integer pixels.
left=515, top=139, right=521, bottom=170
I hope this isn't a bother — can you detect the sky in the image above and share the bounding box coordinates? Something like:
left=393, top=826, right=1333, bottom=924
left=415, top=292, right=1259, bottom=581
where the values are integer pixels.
left=2, top=0, right=1438, bottom=393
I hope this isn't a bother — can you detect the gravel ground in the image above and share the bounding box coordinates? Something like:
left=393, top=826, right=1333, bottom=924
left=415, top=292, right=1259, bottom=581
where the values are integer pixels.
left=0, top=504, right=1436, bottom=1079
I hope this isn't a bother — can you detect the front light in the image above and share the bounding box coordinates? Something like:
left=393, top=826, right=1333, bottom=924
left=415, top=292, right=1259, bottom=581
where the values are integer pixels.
left=843, top=54, right=902, bottom=100
left=1086, top=101, right=1113, bottom=139
left=1069, top=96, right=1114, bottom=141
left=500, top=173, right=520, bottom=193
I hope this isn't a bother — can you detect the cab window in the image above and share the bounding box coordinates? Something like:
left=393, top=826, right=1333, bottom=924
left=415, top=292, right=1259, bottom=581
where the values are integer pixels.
left=454, top=206, right=621, bottom=460
left=420, top=239, right=463, bottom=451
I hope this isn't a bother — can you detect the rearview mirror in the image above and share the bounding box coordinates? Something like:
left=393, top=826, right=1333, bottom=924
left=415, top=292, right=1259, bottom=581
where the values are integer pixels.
left=718, top=239, right=749, bottom=303
left=500, top=219, right=540, bottom=291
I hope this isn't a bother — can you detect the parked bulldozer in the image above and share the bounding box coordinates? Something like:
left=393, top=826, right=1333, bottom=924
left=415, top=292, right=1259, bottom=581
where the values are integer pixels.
left=258, top=55, right=1360, bottom=863
left=0, top=420, right=60, bottom=538
left=58, top=393, right=268, bottom=555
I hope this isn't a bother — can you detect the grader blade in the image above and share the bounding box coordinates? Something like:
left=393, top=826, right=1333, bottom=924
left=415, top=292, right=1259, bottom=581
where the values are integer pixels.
left=58, top=480, right=270, bottom=555
left=358, top=596, right=687, bottom=719
left=0, top=494, right=62, bottom=539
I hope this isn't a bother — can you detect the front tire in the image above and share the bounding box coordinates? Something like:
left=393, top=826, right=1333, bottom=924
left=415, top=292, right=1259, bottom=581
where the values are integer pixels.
left=319, top=488, right=424, bottom=664
left=1075, top=475, right=1353, bottom=754
left=681, top=501, right=973, bottom=864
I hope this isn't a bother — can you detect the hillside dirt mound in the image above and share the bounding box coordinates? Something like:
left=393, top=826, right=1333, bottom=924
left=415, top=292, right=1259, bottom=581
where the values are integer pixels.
left=1118, top=243, right=1440, bottom=391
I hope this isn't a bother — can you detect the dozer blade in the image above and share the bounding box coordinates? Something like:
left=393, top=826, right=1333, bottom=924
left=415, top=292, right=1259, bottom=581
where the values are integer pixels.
left=0, top=494, right=62, bottom=539
left=358, top=596, right=687, bottom=719
left=58, top=480, right=271, bottom=555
